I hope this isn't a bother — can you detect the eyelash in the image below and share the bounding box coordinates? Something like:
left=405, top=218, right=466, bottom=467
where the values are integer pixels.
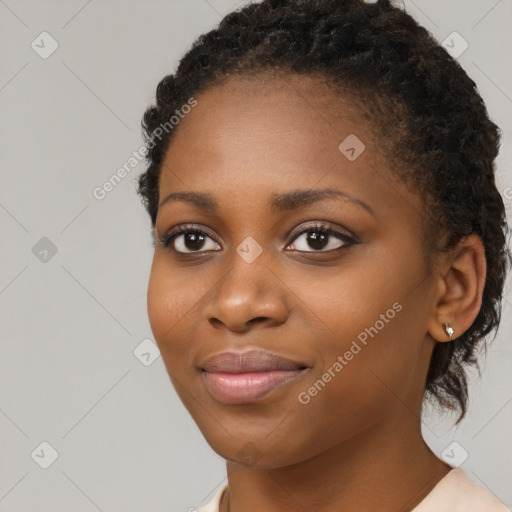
left=157, top=222, right=357, bottom=255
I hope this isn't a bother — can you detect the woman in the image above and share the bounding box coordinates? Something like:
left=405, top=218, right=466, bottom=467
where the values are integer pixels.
left=137, top=0, right=511, bottom=510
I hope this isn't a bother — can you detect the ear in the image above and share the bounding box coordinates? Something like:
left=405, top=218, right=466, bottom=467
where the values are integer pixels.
left=427, top=234, right=487, bottom=343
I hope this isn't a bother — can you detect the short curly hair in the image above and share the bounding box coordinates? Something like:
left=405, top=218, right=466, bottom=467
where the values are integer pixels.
left=137, top=0, right=512, bottom=423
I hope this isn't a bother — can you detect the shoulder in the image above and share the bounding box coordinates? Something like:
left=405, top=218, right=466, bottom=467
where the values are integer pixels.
left=196, top=485, right=228, bottom=512
left=412, top=468, right=510, bottom=512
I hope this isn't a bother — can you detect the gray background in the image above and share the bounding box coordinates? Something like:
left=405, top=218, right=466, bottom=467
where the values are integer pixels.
left=0, top=0, right=511, bottom=510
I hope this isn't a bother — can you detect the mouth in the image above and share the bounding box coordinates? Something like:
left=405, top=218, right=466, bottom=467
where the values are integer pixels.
left=199, top=349, right=310, bottom=404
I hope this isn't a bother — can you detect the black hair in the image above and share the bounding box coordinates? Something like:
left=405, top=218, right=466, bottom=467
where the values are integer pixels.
left=137, top=0, right=512, bottom=423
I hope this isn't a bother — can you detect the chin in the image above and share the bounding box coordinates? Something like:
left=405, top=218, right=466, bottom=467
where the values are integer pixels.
left=197, top=420, right=317, bottom=470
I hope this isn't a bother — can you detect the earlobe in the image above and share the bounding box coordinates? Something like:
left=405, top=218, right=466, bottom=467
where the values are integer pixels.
left=427, top=234, right=487, bottom=343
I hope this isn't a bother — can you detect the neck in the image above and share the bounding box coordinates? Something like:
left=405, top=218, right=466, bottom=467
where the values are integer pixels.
left=220, top=412, right=452, bottom=512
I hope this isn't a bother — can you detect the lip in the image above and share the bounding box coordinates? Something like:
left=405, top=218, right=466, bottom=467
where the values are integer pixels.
left=200, top=349, right=310, bottom=404
left=200, top=349, right=308, bottom=373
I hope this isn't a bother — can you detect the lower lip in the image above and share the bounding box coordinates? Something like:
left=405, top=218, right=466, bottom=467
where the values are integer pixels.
left=202, top=369, right=307, bottom=404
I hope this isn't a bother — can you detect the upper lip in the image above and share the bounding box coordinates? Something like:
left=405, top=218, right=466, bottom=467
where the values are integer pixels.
left=200, top=349, right=308, bottom=373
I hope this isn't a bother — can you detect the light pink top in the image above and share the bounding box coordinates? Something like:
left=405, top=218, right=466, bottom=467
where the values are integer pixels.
left=197, top=468, right=510, bottom=512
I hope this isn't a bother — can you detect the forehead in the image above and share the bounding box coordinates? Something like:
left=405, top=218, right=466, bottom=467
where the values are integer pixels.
left=168, top=72, right=367, bottom=154
left=158, top=73, right=423, bottom=224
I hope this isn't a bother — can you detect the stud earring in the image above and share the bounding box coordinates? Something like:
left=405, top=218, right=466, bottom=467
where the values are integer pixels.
left=443, top=322, right=454, bottom=341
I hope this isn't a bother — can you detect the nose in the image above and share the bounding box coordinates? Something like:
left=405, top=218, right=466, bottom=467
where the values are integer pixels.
left=204, top=255, right=289, bottom=333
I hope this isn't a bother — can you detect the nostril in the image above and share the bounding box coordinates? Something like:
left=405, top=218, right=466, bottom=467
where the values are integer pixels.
left=248, top=317, right=268, bottom=325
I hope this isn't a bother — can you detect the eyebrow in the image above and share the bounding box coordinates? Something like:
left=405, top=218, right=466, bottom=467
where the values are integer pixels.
left=158, top=188, right=376, bottom=218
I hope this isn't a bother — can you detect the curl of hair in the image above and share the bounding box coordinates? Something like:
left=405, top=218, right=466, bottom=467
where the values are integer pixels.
left=138, top=0, right=512, bottom=423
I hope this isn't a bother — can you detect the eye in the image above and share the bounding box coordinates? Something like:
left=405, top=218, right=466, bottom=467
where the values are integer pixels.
left=286, top=222, right=355, bottom=253
left=158, top=224, right=221, bottom=254
left=157, top=221, right=356, bottom=255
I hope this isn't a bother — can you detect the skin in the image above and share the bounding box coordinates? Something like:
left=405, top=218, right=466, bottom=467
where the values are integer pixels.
left=146, top=73, right=486, bottom=512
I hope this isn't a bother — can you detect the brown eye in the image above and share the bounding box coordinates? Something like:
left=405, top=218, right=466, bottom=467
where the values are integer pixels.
left=159, top=225, right=221, bottom=254
left=287, top=223, right=355, bottom=253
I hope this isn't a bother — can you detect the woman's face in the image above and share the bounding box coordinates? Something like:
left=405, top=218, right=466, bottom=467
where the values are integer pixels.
left=147, top=74, right=440, bottom=468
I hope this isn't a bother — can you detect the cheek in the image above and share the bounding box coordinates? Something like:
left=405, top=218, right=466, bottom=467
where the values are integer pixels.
left=146, top=256, right=197, bottom=360
left=290, top=263, right=404, bottom=358
left=292, top=256, right=427, bottom=410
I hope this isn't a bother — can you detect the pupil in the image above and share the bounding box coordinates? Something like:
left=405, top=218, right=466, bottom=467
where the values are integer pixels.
left=185, top=232, right=205, bottom=250
left=308, top=231, right=328, bottom=250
